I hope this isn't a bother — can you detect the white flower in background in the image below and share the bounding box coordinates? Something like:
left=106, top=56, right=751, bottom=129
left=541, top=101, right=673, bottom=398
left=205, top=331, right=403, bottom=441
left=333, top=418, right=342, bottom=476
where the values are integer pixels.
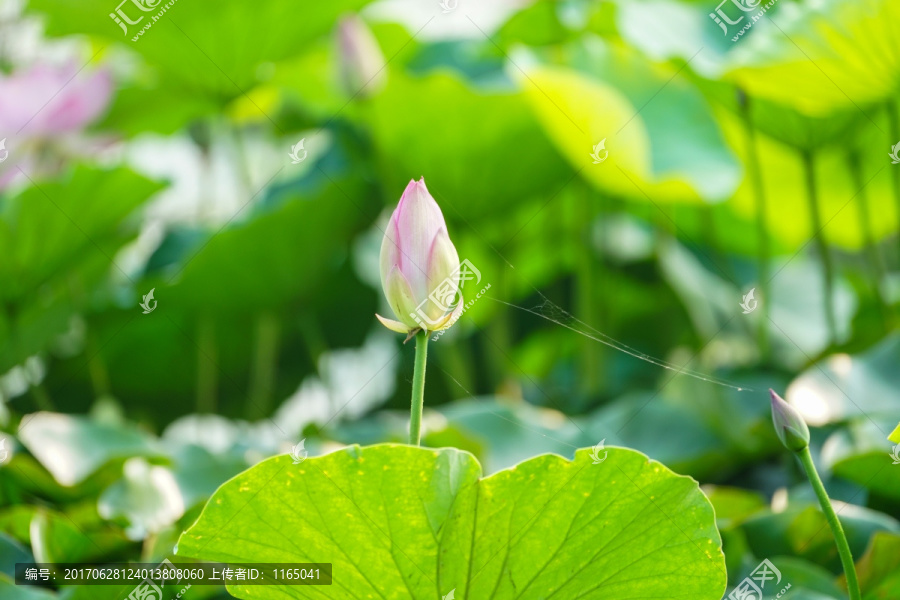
left=0, top=356, right=45, bottom=401
left=0, top=63, right=113, bottom=190
left=98, top=457, right=184, bottom=540
left=366, top=0, right=521, bottom=41
left=0, top=436, right=11, bottom=464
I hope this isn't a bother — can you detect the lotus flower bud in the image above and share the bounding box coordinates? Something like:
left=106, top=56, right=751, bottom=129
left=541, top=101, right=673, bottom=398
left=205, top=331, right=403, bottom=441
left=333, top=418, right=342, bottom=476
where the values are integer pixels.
left=336, top=15, right=386, bottom=98
left=376, top=178, right=462, bottom=335
left=770, top=389, right=810, bottom=452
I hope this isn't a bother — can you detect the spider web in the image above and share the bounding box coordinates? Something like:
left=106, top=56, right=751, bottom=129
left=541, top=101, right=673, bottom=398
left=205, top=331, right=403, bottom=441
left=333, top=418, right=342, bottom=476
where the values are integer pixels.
left=489, top=296, right=751, bottom=392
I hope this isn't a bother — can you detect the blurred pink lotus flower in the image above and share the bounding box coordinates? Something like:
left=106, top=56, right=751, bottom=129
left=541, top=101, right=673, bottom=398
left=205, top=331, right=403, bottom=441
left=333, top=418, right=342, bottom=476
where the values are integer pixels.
left=377, top=178, right=462, bottom=335
left=0, top=63, right=112, bottom=136
left=0, top=63, right=113, bottom=189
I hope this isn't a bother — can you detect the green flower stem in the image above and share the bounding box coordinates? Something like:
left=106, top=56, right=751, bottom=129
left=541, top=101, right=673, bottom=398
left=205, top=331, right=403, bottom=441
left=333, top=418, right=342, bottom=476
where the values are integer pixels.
left=740, top=93, right=770, bottom=361
left=797, top=446, right=861, bottom=600
left=801, top=151, right=836, bottom=343
left=847, top=151, right=888, bottom=322
left=409, top=329, right=429, bottom=445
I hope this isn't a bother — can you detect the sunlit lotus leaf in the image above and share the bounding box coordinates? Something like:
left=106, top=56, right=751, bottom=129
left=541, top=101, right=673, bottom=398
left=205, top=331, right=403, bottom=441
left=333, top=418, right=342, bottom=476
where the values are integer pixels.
left=519, top=40, right=740, bottom=203
left=177, top=445, right=726, bottom=599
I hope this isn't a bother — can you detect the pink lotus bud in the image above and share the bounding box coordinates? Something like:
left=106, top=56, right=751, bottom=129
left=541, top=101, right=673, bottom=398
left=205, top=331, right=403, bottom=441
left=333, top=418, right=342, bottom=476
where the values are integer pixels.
left=770, top=389, right=810, bottom=452
left=376, top=178, right=461, bottom=334
left=336, top=15, right=386, bottom=98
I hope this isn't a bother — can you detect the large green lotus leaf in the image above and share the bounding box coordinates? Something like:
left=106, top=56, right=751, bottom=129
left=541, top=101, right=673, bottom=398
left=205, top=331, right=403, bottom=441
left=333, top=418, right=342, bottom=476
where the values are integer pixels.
left=564, top=39, right=741, bottom=201
left=0, top=532, right=31, bottom=578
left=0, top=579, right=171, bottom=600
left=365, top=72, right=573, bottom=220
left=0, top=577, right=57, bottom=600
left=822, top=419, right=900, bottom=501
left=0, top=506, right=37, bottom=543
left=29, top=0, right=374, bottom=99
left=585, top=392, right=730, bottom=480
left=713, top=102, right=896, bottom=251
left=0, top=454, right=128, bottom=504
left=658, top=234, right=856, bottom=364
left=721, top=0, right=900, bottom=117
left=612, top=1, right=897, bottom=250
left=0, top=579, right=150, bottom=600
left=786, top=335, right=900, bottom=426
left=99, top=83, right=222, bottom=136
left=697, top=78, right=868, bottom=152
left=169, top=444, right=249, bottom=509
left=751, top=556, right=845, bottom=599
left=436, top=398, right=585, bottom=474
left=496, top=0, right=569, bottom=47
left=845, top=532, right=900, bottom=595
left=154, top=172, right=368, bottom=312
left=703, top=486, right=767, bottom=530
left=0, top=167, right=162, bottom=372
left=742, top=504, right=900, bottom=573
left=176, top=444, right=726, bottom=599
left=519, top=44, right=739, bottom=204
left=28, top=509, right=129, bottom=564
left=0, top=168, right=161, bottom=297
left=17, top=413, right=162, bottom=487
left=517, top=65, right=651, bottom=197
left=617, top=0, right=899, bottom=116
left=864, top=572, right=900, bottom=600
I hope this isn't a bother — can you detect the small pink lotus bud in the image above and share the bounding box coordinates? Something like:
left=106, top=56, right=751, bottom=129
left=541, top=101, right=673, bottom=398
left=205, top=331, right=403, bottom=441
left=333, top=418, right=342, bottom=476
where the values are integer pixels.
left=376, top=178, right=461, bottom=334
left=770, top=389, right=810, bottom=452
left=336, top=15, right=386, bottom=98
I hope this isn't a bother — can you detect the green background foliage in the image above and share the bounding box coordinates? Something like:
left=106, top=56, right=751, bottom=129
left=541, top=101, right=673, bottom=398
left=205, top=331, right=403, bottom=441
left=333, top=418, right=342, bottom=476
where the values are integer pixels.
left=1, top=0, right=899, bottom=598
